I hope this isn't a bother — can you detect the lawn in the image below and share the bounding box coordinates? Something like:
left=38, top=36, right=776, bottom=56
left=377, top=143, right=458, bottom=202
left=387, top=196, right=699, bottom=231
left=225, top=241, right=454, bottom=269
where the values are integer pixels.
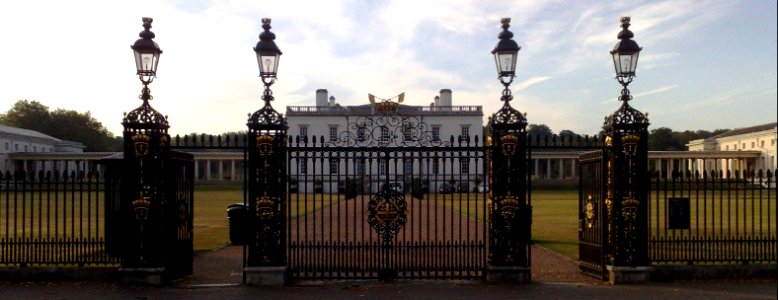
left=193, top=188, right=343, bottom=251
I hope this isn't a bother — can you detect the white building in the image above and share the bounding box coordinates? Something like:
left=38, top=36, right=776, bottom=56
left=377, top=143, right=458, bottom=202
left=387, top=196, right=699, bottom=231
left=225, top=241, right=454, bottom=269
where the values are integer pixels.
left=0, top=124, right=85, bottom=173
left=285, top=89, right=485, bottom=193
left=686, top=122, right=777, bottom=172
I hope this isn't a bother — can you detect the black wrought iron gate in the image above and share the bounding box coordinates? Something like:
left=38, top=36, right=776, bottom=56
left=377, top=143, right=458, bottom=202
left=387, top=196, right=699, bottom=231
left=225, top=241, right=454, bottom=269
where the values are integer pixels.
left=577, top=150, right=607, bottom=280
left=286, top=111, right=488, bottom=281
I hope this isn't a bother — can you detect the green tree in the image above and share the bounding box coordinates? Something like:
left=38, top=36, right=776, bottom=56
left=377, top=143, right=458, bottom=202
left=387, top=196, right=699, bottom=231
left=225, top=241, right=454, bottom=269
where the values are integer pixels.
left=0, top=100, right=52, bottom=134
left=527, top=124, right=553, bottom=138
left=0, top=100, right=121, bottom=151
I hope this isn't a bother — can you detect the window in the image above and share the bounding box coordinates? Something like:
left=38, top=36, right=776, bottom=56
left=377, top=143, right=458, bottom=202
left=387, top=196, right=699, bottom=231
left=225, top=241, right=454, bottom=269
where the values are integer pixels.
left=329, top=158, right=338, bottom=174
left=404, top=159, right=413, bottom=175
left=742, top=143, right=746, bottom=149
left=380, top=126, right=389, bottom=141
left=432, top=126, right=440, bottom=142
left=355, top=159, right=365, bottom=175
left=24, top=145, right=28, bottom=152
left=772, top=139, right=776, bottom=146
left=33, top=146, right=37, bottom=152
left=751, top=142, right=755, bottom=148
left=461, top=126, right=470, bottom=138
left=329, top=126, right=338, bottom=142
left=4, top=143, right=7, bottom=150
left=734, top=144, right=738, bottom=150
left=299, top=126, right=308, bottom=138
left=357, top=126, right=366, bottom=142
left=299, top=159, right=307, bottom=174
left=725, top=145, right=729, bottom=150
left=379, top=160, right=387, bottom=175
left=460, top=158, right=470, bottom=174
left=760, top=141, right=765, bottom=147
left=14, top=144, right=18, bottom=151
left=432, top=159, right=439, bottom=175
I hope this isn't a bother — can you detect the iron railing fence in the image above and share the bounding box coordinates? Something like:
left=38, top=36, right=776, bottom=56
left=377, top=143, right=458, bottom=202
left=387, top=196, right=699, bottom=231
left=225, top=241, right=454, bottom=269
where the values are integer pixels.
left=0, top=170, right=119, bottom=267
left=648, top=169, right=776, bottom=264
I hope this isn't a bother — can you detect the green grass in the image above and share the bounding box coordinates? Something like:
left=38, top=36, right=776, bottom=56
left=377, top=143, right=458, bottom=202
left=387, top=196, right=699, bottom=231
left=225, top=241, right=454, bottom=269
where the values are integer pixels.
left=530, top=190, right=579, bottom=260
left=193, top=190, right=343, bottom=251
left=428, top=190, right=580, bottom=260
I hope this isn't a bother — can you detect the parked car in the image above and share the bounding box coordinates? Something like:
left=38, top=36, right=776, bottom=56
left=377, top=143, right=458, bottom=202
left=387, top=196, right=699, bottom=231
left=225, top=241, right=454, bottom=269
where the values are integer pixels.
left=382, top=182, right=404, bottom=194
left=438, top=183, right=456, bottom=194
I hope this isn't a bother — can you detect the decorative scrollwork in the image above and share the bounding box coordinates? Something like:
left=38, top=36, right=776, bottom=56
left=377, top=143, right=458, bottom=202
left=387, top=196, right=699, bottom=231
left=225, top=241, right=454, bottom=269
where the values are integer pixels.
left=123, top=99, right=169, bottom=130
left=248, top=102, right=286, bottom=128
left=324, top=111, right=450, bottom=147
left=491, top=102, right=527, bottom=126
left=604, top=101, right=648, bottom=127
left=367, top=191, right=408, bottom=246
left=584, top=194, right=596, bottom=228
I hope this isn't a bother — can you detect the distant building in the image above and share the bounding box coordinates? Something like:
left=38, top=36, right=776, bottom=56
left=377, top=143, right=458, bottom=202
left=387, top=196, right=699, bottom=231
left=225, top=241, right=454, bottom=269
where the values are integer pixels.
left=0, top=124, right=85, bottom=173
left=686, top=122, right=777, bottom=171
left=285, top=89, right=484, bottom=192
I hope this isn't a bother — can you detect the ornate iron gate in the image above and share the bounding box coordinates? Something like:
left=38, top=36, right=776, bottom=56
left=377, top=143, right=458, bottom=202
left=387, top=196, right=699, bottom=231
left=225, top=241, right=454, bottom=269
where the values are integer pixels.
left=287, top=110, right=488, bottom=281
left=577, top=150, right=607, bottom=280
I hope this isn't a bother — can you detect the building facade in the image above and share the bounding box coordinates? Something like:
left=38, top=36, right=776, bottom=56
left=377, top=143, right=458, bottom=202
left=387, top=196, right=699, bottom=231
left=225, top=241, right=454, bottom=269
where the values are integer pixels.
left=0, top=124, right=85, bottom=174
left=686, top=122, right=777, bottom=172
left=285, top=89, right=484, bottom=193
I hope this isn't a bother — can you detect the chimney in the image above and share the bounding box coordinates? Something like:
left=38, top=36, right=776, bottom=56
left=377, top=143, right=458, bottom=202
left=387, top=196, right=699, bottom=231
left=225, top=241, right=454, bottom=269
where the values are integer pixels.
left=329, top=96, right=336, bottom=106
left=316, top=89, right=328, bottom=107
left=439, top=89, right=452, bottom=106
left=434, top=95, right=440, bottom=107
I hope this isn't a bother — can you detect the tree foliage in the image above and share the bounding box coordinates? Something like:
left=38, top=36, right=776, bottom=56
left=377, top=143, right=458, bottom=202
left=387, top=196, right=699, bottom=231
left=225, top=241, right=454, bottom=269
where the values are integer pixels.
left=648, top=127, right=729, bottom=151
left=0, top=100, right=121, bottom=151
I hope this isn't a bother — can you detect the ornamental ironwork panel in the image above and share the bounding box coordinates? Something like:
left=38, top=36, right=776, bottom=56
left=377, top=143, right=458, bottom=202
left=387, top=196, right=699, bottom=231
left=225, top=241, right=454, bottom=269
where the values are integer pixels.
left=487, top=101, right=531, bottom=268
left=602, top=101, right=650, bottom=267
left=246, top=128, right=288, bottom=267
left=287, top=110, right=487, bottom=281
left=578, top=150, right=608, bottom=280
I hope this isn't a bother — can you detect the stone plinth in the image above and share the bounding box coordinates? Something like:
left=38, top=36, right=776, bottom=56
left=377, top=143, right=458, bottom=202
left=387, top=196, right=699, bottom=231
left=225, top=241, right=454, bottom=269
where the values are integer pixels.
left=244, top=266, right=288, bottom=286
left=606, top=265, right=652, bottom=284
left=486, top=265, right=531, bottom=284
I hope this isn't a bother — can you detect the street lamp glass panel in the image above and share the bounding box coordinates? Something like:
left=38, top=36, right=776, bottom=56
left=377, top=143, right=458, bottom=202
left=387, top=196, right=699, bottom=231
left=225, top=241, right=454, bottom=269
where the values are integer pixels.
left=612, top=51, right=639, bottom=76
left=134, top=51, right=160, bottom=75
left=494, top=52, right=516, bottom=76
left=257, top=53, right=279, bottom=76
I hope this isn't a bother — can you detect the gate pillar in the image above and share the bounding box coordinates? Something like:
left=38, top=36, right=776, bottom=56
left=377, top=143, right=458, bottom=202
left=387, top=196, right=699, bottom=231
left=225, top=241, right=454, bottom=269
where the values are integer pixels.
left=116, top=17, right=178, bottom=285
left=602, top=16, right=652, bottom=284
left=244, top=18, right=288, bottom=286
left=486, top=19, right=530, bottom=282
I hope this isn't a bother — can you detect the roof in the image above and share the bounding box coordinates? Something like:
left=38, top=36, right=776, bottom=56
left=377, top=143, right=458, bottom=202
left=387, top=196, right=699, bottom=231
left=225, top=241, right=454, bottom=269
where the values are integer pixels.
left=712, top=122, right=777, bottom=139
left=0, top=124, right=61, bottom=142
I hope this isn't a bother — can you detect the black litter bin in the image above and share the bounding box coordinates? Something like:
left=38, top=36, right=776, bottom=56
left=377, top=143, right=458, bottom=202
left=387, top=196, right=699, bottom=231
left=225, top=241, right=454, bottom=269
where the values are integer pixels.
left=227, top=203, right=248, bottom=245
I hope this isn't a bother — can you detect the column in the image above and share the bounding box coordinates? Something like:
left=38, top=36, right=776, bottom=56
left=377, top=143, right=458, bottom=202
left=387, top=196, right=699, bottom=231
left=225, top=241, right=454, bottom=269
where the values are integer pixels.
left=194, top=160, right=199, bottom=181
left=231, top=159, right=236, bottom=181
left=205, top=160, right=211, bottom=181
left=558, top=159, right=564, bottom=180
left=218, top=159, right=224, bottom=181
left=545, top=159, right=551, bottom=179
left=533, top=159, right=539, bottom=178
left=571, top=159, right=576, bottom=180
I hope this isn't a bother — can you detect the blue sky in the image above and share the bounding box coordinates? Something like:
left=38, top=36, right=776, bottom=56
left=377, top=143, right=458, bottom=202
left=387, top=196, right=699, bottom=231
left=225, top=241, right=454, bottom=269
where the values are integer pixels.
left=0, top=0, right=775, bottom=136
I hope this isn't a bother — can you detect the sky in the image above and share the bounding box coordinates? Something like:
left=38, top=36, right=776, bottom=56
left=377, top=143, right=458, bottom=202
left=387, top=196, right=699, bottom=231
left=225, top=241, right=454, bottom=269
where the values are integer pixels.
left=0, top=0, right=775, bottom=137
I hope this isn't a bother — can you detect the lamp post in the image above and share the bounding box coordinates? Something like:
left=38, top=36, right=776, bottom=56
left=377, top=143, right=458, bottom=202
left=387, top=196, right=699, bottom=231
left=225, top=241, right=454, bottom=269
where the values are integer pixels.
left=131, top=17, right=163, bottom=103
left=492, top=18, right=521, bottom=103
left=120, top=17, right=173, bottom=282
left=602, top=16, right=651, bottom=284
left=610, top=16, right=642, bottom=102
left=245, top=18, right=288, bottom=286
left=254, top=18, right=283, bottom=105
left=487, top=18, right=530, bottom=284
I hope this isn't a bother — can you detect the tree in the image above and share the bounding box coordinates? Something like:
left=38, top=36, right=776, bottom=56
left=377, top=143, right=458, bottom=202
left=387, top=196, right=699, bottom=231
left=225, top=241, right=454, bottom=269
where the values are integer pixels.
left=527, top=124, right=553, bottom=138
left=0, top=100, right=121, bottom=151
left=0, top=100, right=52, bottom=134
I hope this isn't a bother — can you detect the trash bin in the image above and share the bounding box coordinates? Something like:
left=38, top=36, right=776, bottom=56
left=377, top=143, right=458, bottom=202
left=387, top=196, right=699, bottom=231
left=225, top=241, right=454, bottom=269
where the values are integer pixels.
left=227, top=203, right=248, bottom=245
